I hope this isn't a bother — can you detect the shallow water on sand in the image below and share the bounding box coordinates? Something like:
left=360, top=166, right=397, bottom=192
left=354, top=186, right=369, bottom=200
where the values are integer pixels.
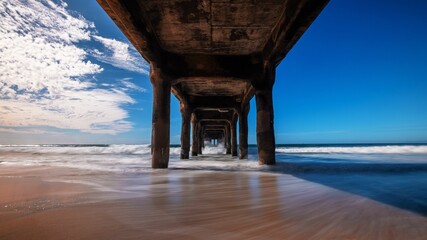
left=0, top=144, right=427, bottom=239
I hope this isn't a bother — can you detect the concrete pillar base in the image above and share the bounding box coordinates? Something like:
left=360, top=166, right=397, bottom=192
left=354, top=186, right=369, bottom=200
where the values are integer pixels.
left=255, top=88, right=275, bottom=165
left=231, top=115, right=238, bottom=157
left=150, top=65, right=171, bottom=168
left=239, top=104, right=249, bottom=159
left=191, top=113, right=199, bottom=157
left=226, top=122, right=231, bottom=154
left=180, top=103, right=191, bottom=159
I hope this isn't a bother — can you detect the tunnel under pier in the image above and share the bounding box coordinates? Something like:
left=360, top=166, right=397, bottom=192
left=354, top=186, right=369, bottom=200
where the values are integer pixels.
left=97, top=0, right=329, bottom=168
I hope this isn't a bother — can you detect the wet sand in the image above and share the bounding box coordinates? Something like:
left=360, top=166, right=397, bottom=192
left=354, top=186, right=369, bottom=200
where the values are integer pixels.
left=0, top=165, right=426, bottom=240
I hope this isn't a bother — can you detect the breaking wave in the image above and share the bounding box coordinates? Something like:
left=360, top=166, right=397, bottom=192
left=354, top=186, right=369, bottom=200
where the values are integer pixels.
left=201, top=143, right=227, bottom=154
left=276, top=145, right=427, bottom=154
left=0, top=144, right=154, bottom=155
left=2, top=144, right=426, bottom=156
left=1, top=144, right=427, bottom=173
left=0, top=144, right=226, bottom=156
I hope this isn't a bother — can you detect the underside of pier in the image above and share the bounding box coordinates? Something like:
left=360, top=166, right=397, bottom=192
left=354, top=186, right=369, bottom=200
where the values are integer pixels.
left=98, top=0, right=329, bottom=168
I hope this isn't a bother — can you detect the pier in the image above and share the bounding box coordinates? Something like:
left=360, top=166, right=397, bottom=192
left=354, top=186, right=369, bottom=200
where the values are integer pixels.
left=97, top=0, right=329, bottom=168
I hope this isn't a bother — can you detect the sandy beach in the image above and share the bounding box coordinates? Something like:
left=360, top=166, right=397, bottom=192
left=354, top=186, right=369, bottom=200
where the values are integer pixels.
left=1, top=165, right=426, bottom=240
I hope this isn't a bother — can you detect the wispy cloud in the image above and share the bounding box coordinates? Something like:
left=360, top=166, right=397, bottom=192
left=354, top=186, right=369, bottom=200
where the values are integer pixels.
left=0, top=0, right=145, bottom=135
left=119, top=78, right=147, bottom=92
left=92, top=36, right=149, bottom=75
left=0, top=127, right=64, bottom=135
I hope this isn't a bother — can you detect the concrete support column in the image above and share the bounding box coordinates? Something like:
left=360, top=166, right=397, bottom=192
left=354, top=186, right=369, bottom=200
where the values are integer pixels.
left=226, top=123, right=231, bottom=154
left=191, top=114, right=198, bottom=156
left=222, top=131, right=226, bottom=150
left=150, top=65, right=171, bottom=168
left=198, top=125, right=203, bottom=154
left=239, top=104, right=249, bottom=159
left=231, top=115, right=238, bottom=157
left=202, top=131, right=205, bottom=148
left=254, top=64, right=276, bottom=165
left=180, top=103, right=191, bottom=159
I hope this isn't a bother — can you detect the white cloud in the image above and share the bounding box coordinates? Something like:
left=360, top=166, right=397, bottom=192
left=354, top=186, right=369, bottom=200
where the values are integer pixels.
left=0, top=127, right=63, bottom=135
left=0, top=89, right=134, bottom=134
left=119, top=78, right=147, bottom=92
left=0, top=0, right=142, bottom=135
left=92, top=36, right=149, bottom=74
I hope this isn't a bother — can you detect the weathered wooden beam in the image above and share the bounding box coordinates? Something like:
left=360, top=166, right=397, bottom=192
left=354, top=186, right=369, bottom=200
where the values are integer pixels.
left=241, top=85, right=255, bottom=108
left=171, top=85, right=188, bottom=107
left=262, top=0, right=329, bottom=66
left=96, top=0, right=163, bottom=64
left=189, top=96, right=240, bottom=111
left=164, top=54, right=263, bottom=81
left=195, top=110, right=234, bottom=121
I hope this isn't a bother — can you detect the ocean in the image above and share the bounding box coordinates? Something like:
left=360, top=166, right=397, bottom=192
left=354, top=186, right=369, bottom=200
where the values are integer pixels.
left=1, top=143, right=427, bottom=173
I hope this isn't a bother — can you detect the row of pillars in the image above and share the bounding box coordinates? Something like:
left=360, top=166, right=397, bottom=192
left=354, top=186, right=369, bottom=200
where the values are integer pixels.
left=186, top=114, right=244, bottom=159
left=208, top=139, right=219, bottom=145
left=150, top=64, right=275, bottom=168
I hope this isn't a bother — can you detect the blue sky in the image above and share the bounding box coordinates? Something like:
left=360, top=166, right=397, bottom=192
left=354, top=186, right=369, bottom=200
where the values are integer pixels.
left=0, top=0, right=426, bottom=144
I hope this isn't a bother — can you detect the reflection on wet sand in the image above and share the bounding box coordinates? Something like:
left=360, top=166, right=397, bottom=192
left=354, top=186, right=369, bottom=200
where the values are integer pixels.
left=0, top=166, right=426, bottom=240
left=118, top=171, right=427, bottom=239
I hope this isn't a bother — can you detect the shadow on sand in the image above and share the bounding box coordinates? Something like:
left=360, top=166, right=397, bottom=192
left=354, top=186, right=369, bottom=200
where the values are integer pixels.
left=174, top=153, right=427, bottom=217
left=270, top=155, right=427, bottom=217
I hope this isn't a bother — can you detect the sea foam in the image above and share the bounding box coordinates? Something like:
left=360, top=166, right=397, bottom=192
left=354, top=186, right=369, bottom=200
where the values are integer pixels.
left=1, top=144, right=427, bottom=173
left=276, top=145, right=427, bottom=154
